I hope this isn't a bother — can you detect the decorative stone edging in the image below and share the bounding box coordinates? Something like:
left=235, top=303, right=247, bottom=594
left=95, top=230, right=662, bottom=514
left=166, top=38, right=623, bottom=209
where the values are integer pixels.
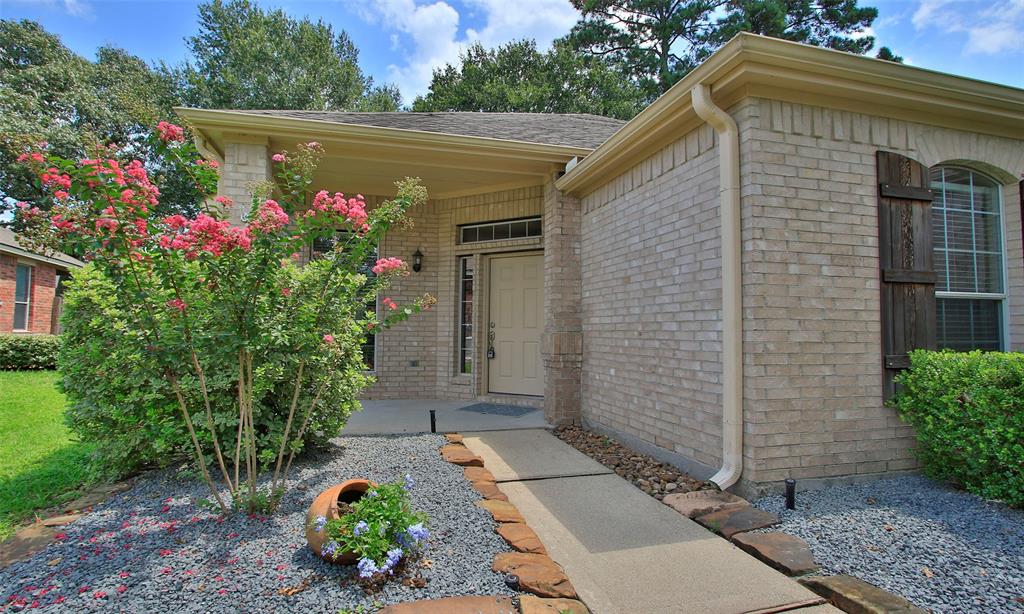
left=430, top=432, right=591, bottom=614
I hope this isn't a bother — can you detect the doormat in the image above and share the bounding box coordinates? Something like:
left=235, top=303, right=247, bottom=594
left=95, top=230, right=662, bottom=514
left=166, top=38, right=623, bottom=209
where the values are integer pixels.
left=456, top=402, right=535, bottom=417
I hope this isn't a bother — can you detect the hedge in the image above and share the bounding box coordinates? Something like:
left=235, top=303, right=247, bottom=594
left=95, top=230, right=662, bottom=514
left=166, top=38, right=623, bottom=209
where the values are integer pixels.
left=892, top=350, right=1024, bottom=507
left=0, top=334, right=61, bottom=370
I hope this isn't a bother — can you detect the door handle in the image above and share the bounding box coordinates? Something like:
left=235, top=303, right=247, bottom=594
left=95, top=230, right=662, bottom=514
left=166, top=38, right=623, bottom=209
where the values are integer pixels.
left=487, top=325, right=496, bottom=359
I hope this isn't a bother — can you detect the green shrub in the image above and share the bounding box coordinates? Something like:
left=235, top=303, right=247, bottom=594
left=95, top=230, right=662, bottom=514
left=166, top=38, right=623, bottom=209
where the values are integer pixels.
left=0, top=334, right=60, bottom=370
left=892, top=350, right=1024, bottom=506
left=59, top=263, right=369, bottom=479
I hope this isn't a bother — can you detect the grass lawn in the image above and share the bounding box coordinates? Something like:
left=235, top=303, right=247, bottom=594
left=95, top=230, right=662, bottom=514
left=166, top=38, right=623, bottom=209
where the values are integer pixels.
left=0, top=370, right=95, bottom=541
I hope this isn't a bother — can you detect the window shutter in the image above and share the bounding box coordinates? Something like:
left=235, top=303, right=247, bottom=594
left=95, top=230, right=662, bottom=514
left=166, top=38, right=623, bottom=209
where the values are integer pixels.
left=877, top=151, right=937, bottom=400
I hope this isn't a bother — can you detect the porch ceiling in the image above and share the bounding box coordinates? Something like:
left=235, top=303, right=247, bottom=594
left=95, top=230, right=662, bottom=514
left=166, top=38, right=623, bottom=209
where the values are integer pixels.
left=176, top=108, right=589, bottom=199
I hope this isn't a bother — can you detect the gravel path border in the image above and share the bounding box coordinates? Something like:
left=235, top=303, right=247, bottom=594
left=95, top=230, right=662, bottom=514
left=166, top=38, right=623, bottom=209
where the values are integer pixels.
left=0, top=434, right=516, bottom=612
left=754, top=475, right=1024, bottom=613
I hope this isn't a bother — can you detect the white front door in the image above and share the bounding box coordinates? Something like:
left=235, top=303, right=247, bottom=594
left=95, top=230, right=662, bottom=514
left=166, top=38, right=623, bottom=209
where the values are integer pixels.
left=488, top=254, right=544, bottom=396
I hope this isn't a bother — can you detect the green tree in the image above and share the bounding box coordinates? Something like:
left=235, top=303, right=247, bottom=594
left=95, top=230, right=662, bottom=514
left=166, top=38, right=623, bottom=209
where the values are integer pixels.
left=169, top=0, right=399, bottom=111
left=413, top=39, right=645, bottom=120
left=569, top=0, right=895, bottom=97
left=0, top=20, right=200, bottom=217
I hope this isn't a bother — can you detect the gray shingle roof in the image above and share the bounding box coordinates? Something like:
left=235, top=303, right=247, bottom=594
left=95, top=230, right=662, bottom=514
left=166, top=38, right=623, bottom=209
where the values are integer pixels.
left=234, top=110, right=626, bottom=150
left=0, top=226, right=83, bottom=268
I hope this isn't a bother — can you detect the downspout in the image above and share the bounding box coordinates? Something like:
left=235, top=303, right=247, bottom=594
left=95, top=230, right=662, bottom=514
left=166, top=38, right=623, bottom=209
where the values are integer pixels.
left=690, top=84, right=743, bottom=490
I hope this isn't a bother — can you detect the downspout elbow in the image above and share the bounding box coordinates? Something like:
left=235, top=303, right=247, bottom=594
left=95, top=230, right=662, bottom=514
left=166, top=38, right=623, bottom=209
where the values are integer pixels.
left=690, top=84, right=743, bottom=491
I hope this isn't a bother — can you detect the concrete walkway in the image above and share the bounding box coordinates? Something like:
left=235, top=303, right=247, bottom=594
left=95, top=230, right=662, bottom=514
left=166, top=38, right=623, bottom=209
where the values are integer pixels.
left=462, top=429, right=840, bottom=614
left=345, top=399, right=548, bottom=435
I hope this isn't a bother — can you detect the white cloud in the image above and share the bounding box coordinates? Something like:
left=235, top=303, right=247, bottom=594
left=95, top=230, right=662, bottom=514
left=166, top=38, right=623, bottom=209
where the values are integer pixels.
left=912, top=0, right=1024, bottom=55
left=6, top=0, right=93, bottom=18
left=356, top=0, right=579, bottom=102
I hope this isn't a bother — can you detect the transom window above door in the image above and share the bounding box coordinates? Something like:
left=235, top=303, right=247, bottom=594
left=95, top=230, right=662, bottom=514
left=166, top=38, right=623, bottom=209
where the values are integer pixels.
left=459, top=217, right=542, bottom=244
left=931, top=166, right=1005, bottom=351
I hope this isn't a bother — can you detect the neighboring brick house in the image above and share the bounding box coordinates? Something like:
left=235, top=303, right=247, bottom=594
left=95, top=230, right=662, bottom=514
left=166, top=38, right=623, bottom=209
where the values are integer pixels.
left=180, top=33, right=1024, bottom=497
left=0, top=226, right=82, bottom=335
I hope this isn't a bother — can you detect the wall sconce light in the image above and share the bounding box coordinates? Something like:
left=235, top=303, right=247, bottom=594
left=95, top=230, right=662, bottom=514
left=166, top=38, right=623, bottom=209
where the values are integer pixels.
left=412, top=249, right=423, bottom=273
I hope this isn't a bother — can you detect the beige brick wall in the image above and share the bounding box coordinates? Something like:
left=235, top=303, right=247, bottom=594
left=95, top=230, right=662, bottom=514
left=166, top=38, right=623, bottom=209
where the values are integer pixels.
left=738, top=98, right=1024, bottom=492
left=219, top=140, right=270, bottom=224
left=580, top=123, right=726, bottom=473
left=575, top=96, right=1024, bottom=494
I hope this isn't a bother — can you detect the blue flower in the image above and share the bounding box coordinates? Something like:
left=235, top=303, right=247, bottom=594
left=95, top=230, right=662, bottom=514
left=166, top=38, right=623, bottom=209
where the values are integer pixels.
left=366, top=490, right=378, bottom=498
left=353, top=520, right=368, bottom=536
left=406, top=523, right=429, bottom=545
left=357, top=557, right=379, bottom=578
left=313, top=515, right=327, bottom=533
left=382, top=547, right=403, bottom=574
left=321, top=540, right=339, bottom=559
left=404, top=474, right=415, bottom=490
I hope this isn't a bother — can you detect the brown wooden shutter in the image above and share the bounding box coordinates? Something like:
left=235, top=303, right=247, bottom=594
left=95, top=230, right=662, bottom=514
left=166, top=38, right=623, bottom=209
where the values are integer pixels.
left=877, top=151, right=937, bottom=400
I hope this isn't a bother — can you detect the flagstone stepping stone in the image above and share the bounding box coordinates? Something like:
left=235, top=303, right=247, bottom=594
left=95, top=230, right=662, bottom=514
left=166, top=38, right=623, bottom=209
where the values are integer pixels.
left=40, top=513, right=81, bottom=527
left=376, top=595, right=517, bottom=614
left=519, top=595, right=590, bottom=614
left=476, top=500, right=525, bottom=523
left=444, top=433, right=464, bottom=443
left=441, top=444, right=484, bottom=467
left=0, top=524, right=57, bottom=570
left=472, top=480, right=509, bottom=501
left=731, top=532, right=819, bottom=576
left=663, top=490, right=749, bottom=519
left=695, top=505, right=779, bottom=538
left=799, top=575, right=928, bottom=614
left=492, top=552, right=577, bottom=599
left=496, top=522, right=547, bottom=554
left=465, top=466, right=496, bottom=482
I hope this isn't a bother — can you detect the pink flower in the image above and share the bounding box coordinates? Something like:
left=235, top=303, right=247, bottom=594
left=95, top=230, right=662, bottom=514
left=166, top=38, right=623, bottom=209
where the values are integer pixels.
left=116, top=585, right=127, bottom=594
left=272, top=153, right=286, bottom=163
left=248, top=199, right=289, bottom=233
left=383, top=297, right=397, bottom=310
left=156, top=121, right=185, bottom=143
left=163, top=215, right=188, bottom=230
left=53, top=533, right=67, bottom=540
left=307, top=141, right=321, bottom=148
left=93, top=591, right=107, bottom=599
left=214, top=195, right=233, bottom=207
left=280, top=287, right=292, bottom=297
left=372, top=257, right=405, bottom=275
left=95, top=218, right=119, bottom=233
left=166, top=299, right=187, bottom=313
left=53, top=190, right=69, bottom=200
left=323, top=334, right=334, bottom=345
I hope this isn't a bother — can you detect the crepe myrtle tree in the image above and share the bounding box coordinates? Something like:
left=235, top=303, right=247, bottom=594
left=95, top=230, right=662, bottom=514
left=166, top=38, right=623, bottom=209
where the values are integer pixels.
left=12, top=123, right=433, bottom=513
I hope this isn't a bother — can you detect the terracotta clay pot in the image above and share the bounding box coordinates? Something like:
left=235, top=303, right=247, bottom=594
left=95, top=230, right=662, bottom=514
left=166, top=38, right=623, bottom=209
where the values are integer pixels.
left=305, top=478, right=376, bottom=564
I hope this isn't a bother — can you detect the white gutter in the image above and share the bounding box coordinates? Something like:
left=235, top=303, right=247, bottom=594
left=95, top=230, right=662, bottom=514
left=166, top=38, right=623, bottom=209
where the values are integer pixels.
left=690, top=84, right=743, bottom=490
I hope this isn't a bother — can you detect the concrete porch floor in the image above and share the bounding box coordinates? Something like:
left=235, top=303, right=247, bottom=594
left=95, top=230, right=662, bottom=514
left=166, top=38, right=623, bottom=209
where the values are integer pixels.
left=344, top=399, right=550, bottom=435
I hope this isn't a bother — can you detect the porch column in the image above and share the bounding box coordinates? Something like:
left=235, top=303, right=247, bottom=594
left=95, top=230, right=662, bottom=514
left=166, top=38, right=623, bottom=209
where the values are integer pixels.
left=542, top=175, right=583, bottom=425
left=218, top=134, right=270, bottom=225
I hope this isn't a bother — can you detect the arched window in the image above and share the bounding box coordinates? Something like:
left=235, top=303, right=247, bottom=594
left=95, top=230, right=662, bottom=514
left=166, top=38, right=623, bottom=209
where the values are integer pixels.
left=931, top=166, right=1006, bottom=351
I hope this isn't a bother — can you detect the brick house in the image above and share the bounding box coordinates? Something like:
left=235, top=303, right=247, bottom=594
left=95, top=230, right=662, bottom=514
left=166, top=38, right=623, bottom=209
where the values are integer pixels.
left=0, top=226, right=82, bottom=335
left=179, top=34, right=1024, bottom=497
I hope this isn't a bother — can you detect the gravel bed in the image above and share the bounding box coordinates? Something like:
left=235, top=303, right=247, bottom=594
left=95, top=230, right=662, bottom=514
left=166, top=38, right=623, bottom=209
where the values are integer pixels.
left=753, top=475, right=1024, bottom=613
left=0, top=434, right=516, bottom=612
left=554, top=425, right=709, bottom=500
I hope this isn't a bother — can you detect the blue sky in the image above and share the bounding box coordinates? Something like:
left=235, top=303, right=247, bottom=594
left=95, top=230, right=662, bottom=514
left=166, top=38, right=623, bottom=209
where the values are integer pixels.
left=1, top=0, right=1022, bottom=105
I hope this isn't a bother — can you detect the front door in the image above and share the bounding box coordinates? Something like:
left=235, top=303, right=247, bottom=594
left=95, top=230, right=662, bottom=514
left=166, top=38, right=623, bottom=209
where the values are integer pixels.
left=488, top=254, right=544, bottom=396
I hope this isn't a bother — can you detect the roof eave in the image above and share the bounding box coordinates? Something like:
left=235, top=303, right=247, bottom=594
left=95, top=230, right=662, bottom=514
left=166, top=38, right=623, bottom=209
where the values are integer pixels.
left=0, top=244, right=82, bottom=269
left=557, top=33, right=1024, bottom=195
left=174, top=107, right=595, bottom=164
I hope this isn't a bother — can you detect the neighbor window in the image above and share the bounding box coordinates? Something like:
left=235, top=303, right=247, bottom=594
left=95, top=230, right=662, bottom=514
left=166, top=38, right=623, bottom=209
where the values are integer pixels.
left=311, top=230, right=379, bottom=369
left=459, top=217, right=542, bottom=244
left=931, top=166, right=1005, bottom=351
left=458, top=256, right=474, bottom=374
left=13, top=264, right=32, bottom=331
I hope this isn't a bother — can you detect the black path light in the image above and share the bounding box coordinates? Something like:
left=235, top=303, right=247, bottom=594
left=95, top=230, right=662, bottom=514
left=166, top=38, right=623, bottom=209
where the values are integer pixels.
left=785, top=478, right=797, bottom=510
left=412, top=249, right=423, bottom=272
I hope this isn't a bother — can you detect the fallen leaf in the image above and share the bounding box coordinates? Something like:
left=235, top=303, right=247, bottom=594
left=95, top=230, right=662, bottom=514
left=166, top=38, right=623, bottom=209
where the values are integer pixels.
left=46, top=557, right=62, bottom=567
left=979, top=568, right=988, bottom=576
left=883, top=524, right=895, bottom=532
left=865, top=497, right=877, bottom=505
left=922, top=567, right=934, bottom=578
left=419, top=559, right=433, bottom=569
